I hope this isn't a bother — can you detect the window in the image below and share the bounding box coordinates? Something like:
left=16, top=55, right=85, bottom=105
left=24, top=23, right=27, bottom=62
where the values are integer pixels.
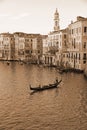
left=64, top=34, right=66, bottom=38
left=76, top=53, right=77, bottom=59
left=25, top=50, right=29, bottom=53
left=56, top=42, right=58, bottom=47
left=69, top=29, right=71, bottom=34
left=84, top=42, right=86, bottom=49
left=83, top=60, right=86, bottom=64
left=72, top=29, right=73, bottom=34
left=83, top=53, right=86, bottom=60
left=31, top=39, right=32, bottom=42
left=38, top=50, right=40, bottom=53
left=63, top=54, right=65, bottom=58
left=79, top=53, right=80, bottom=60
left=84, top=27, right=87, bottom=33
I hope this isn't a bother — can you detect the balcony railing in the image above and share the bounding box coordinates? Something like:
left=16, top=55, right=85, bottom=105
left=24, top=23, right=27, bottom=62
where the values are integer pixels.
left=67, top=48, right=79, bottom=52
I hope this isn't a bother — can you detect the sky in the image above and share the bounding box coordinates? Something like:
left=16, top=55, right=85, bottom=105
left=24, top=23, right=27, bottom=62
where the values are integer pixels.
left=0, top=0, right=87, bottom=34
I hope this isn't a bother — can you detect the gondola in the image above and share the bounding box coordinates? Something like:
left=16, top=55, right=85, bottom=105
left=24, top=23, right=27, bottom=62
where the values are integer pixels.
left=30, top=79, right=62, bottom=91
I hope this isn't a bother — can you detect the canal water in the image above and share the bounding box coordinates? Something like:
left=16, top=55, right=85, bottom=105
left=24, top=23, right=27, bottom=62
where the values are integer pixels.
left=0, top=62, right=87, bottom=130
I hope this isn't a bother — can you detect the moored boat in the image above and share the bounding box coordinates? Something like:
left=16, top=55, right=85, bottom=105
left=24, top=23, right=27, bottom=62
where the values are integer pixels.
left=30, top=79, right=62, bottom=91
left=7, top=61, right=10, bottom=65
left=58, top=69, right=63, bottom=74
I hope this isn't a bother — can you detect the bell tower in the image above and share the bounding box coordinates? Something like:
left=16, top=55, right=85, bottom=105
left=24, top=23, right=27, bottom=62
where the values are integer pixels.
left=54, top=8, right=60, bottom=31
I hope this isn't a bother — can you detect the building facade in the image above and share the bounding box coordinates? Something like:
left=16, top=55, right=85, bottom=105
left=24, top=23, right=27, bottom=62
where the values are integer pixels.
left=68, top=16, right=87, bottom=70
left=14, top=32, right=25, bottom=61
left=0, top=33, right=15, bottom=60
left=42, top=9, right=68, bottom=67
left=13, top=33, right=43, bottom=63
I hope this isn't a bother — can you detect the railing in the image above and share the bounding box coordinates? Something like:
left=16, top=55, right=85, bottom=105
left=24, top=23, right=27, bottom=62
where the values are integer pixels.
left=67, top=48, right=79, bottom=51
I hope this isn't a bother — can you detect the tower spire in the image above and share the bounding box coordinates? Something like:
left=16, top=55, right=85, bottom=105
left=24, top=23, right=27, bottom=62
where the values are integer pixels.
left=54, top=8, right=60, bottom=31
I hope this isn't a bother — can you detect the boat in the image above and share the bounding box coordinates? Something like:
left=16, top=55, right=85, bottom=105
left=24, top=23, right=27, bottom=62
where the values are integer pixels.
left=20, top=62, right=23, bottom=65
left=30, top=79, right=62, bottom=91
left=7, top=61, right=10, bottom=65
left=58, top=69, right=63, bottom=74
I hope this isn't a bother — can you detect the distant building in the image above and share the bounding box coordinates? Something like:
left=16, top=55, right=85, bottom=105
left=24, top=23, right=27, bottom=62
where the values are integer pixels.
left=13, top=32, right=43, bottom=63
left=24, top=34, right=33, bottom=62
left=55, top=28, right=68, bottom=68
left=14, top=32, right=25, bottom=61
left=42, top=35, right=48, bottom=64
left=32, top=34, right=43, bottom=63
left=0, top=33, right=15, bottom=60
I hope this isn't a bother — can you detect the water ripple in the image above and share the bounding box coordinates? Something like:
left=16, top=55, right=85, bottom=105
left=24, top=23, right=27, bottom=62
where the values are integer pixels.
left=0, top=62, right=87, bottom=130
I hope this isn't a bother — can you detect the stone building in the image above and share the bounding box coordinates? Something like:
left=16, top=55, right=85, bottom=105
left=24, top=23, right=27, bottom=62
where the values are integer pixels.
left=42, top=9, right=68, bottom=67
left=0, top=33, right=15, bottom=60
left=32, top=34, right=43, bottom=63
left=68, top=16, right=87, bottom=70
left=14, top=33, right=43, bottom=63
left=24, top=34, right=35, bottom=63
left=55, top=28, right=68, bottom=68
left=42, top=35, right=48, bottom=64
left=42, top=9, right=60, bottom=66
left=14, top=32, right=25, bottom=61
left=43, top=9, right=87, bottom=71
left=25, top=34, right=43, bottom=63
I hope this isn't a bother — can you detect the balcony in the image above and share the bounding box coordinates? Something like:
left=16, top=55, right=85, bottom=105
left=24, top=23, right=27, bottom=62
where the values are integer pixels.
left=67, top=48, right=79, bottom=52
